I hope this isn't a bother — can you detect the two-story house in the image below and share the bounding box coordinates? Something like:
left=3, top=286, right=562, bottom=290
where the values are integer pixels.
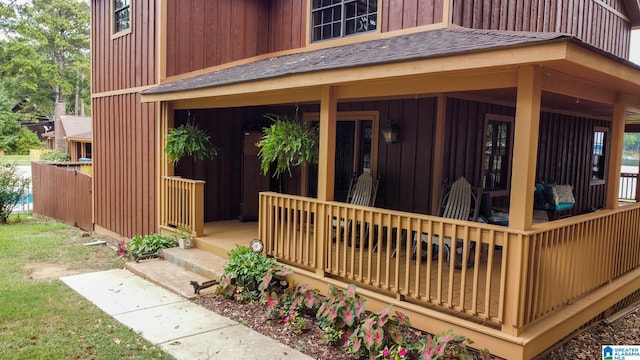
left=91, top=1, right=640, bottom=358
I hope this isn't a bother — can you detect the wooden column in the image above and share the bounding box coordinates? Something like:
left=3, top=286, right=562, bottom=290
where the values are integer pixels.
left=317, top=86, right=337, bottom=201
left=431, top=95, right=446, bottom=215
left=606, top=94, right=627, bottom=209
left=509, top=65, right=542, bottom=231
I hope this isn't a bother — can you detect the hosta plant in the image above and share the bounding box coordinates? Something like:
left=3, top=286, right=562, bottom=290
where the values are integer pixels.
left=126, top=233, right=177, bottom=256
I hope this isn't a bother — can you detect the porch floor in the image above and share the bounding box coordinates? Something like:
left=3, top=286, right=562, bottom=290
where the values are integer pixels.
left=193, top=220, right=259, bottom=258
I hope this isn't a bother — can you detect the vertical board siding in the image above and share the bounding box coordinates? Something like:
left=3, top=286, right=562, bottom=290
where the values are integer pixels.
left=91, top=0, right=157, bottom=93
left=32, top=162, right=93, bottom=232
left=444, top=97, right=609, bottom=215
left=92, top=94, right=158, bottom=238
left=165, top=0, right=305, bottom=77
left=382, top=0, right=444, bottom=32
left=451, top=0, right=631, bottom=58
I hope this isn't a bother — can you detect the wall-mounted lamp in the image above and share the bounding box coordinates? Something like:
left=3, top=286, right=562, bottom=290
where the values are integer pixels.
left=381, top=122, right=400, bottom=144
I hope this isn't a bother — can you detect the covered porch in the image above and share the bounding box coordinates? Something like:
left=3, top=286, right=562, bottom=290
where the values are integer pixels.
left=142, top=29, right=640, bottom=359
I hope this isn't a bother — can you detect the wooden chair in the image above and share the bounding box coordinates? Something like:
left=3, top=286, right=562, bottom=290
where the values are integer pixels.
left=411, top=176, right=482, bottom=268
left=334, top=170, right=379, bottom=245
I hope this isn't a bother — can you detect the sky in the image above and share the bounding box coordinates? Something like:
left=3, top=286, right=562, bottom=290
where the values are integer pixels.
left=631, top=30, right=640, bottom=65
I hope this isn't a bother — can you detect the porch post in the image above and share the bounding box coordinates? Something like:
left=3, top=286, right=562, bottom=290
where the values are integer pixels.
left=317, top=86, right=337, bottom=201
left=509, top=65, right=542, bottom=231
left=606, top=94, right=627, bottom=209
left=158, top=102, right=174, bottom=231
left=431, top=95, right=446, bottom=214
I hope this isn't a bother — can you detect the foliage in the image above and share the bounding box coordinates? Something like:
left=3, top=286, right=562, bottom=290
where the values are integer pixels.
left=257, top=114, right=319, bottom=178
left=345, top=305, right=412, bottom=359
left=219, top=245, right=281, bottom=301
left=316, top=284, right=366, bottom=345
left=126, top=233, right=177, bottom=256
left=417, top=330, right=491, bottom=360
left=165, top=122, right=217, bottom=164
left=0, top=0, right=91, bottom=116
left=0, top=162, right=30, bottom=223
left=41, top=150, right=70, bottom=162
left=0, top=88, right=21, bottom=153
left=12, top=127, right=42, bottom=155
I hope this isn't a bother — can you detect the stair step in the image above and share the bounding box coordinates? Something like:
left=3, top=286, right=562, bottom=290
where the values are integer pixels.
left=125, top=247, right=228, bottom=299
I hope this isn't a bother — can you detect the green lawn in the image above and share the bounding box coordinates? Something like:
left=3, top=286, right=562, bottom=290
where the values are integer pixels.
left=0, top=154, right=31, bottom=166
left=0, top=217, right=174, bottom=360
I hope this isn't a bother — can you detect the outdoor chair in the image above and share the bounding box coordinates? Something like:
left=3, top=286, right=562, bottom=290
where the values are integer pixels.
left=333, top=170, right=379, bottom=246
left=534, top=182, right=575, bottom=221
left=410, top=176, right=482, bottom=268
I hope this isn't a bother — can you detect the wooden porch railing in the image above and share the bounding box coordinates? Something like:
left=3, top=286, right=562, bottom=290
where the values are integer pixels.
left=619, top=172, right=637, bottom=201
left=161, top=176, right=205, bottom=236
left=259, top=192, right=640, bottom=334
left=259, top=192, right=512, bottom=327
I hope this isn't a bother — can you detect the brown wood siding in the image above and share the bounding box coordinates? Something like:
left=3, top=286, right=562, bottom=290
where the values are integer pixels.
left=451, top=0, right=631, bottom=59
left=381, top=0, right=444, bottom=32
left=91, top=0, right=157, bottom=93
left=32, top=162, right=93, bottom=232
left=92, top=94, right=158, bottom=238
left=165, top=0, right=306, bottom=77
left=443, top=97, right=609, bottom=215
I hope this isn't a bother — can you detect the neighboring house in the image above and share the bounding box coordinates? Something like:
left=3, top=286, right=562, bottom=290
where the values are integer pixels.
left=90, top=1, right=640, bottom=359
left=43, top=115, right=92, bottom=161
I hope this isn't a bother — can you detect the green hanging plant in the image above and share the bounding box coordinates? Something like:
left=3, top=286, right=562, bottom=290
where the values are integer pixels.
left=165, top=122, right=218, bottom=164
left=257, top=114, right=319, bottom=178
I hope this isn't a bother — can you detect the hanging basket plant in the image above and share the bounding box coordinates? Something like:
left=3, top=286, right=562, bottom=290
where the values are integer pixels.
left=165, top=122, right=218, bottom=164
left=257, top=114, right=318, bottom=178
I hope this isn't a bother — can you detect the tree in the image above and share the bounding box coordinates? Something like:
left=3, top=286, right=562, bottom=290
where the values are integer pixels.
left=0, top=88, right=21, bottom=153
left=0, top=0, right=90, bottom=117
left=0, top=163, right=30, bottom=224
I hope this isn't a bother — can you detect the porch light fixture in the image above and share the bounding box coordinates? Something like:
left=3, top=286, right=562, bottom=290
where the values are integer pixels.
left=381, top=122, right=400, bottom=144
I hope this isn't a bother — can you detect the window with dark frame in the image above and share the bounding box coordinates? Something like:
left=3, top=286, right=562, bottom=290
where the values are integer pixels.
left=591, top=127, right=608, bottom=183
left=311, top=0, right=377, bottom=42
left=114, top=0, right=130, bottom=33
left=482, top=114, right=514, bottom=196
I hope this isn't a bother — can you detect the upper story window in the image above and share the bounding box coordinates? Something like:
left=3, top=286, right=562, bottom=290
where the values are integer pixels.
left=311, top=0, right=377, bottom=42
left=114, top=0, right=130, bottom=33
left=482, top=114, right=514, bottom=196
left=591, top=127, right=608, bottom=184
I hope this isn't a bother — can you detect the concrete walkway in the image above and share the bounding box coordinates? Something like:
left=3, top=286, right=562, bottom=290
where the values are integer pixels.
left=61, top=268, right=312, bottom=360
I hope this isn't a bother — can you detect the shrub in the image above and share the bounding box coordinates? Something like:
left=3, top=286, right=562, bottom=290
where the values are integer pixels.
left=41, top=150, right=70, bottom=162
left=345, top=305, right=412, bottom=359
left=220, top=245, right=280, bottom=301
left=316, top=284, right=366, bottom=346
left=126, top=233, right=177, bottom=255
left=12, top=128, right=42, bottom=155
left=0, top=163, right=30, bottom=223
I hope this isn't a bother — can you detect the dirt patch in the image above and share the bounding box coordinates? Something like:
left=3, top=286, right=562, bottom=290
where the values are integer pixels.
left=24, top=262, right=87, bottom=280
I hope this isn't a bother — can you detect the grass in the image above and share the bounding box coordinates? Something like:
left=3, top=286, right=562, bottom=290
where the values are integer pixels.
left=0, top=154, right=31, bottom=166
left=0, top=217, right=175, bottom=360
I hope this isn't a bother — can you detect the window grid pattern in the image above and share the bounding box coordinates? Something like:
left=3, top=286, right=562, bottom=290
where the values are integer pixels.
left=114, top=0, right=130, bottom=33
left=483, top=120, right=511, bottom=192
left=311, top=0, right=377, bottom=42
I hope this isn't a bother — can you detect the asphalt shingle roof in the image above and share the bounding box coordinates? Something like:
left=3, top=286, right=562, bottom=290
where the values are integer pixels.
left=142, top=28, right=570, bottom=95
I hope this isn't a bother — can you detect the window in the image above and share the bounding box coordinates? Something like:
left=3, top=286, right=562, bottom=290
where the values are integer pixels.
left=591, top=127, right=608, bottom=184
left=114, top=0, right=130, bottom=33
left=304, top=111, right=379, bottom=200
left=311, top=0, right=377, bottom=42
left=481, top=114, right=514, bottom=196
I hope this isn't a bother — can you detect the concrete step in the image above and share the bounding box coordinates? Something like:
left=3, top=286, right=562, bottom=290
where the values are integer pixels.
left=125, top=247, right=228, bottom=299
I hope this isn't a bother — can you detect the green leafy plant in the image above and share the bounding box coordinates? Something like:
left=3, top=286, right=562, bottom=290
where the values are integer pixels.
left=165, top=122, right=217, bottom=164
left=126, top=233, right=177, bottom=255
left=220, top=245, right=283, bottom=301
left=345, top=305, right=412, bottom=359
left=257, top=114, right=318, bottom=178
left=417, top=330, right=491, bottom=360
left=41, top=150, right=70, bottom=162
left=0, top=163, right=30, bottom=223
left=316, top=284, right=366, bottom=346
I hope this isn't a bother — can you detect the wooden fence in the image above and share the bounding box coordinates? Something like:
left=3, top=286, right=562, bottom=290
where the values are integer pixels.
left=31, top=162, right=93, bottom=231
